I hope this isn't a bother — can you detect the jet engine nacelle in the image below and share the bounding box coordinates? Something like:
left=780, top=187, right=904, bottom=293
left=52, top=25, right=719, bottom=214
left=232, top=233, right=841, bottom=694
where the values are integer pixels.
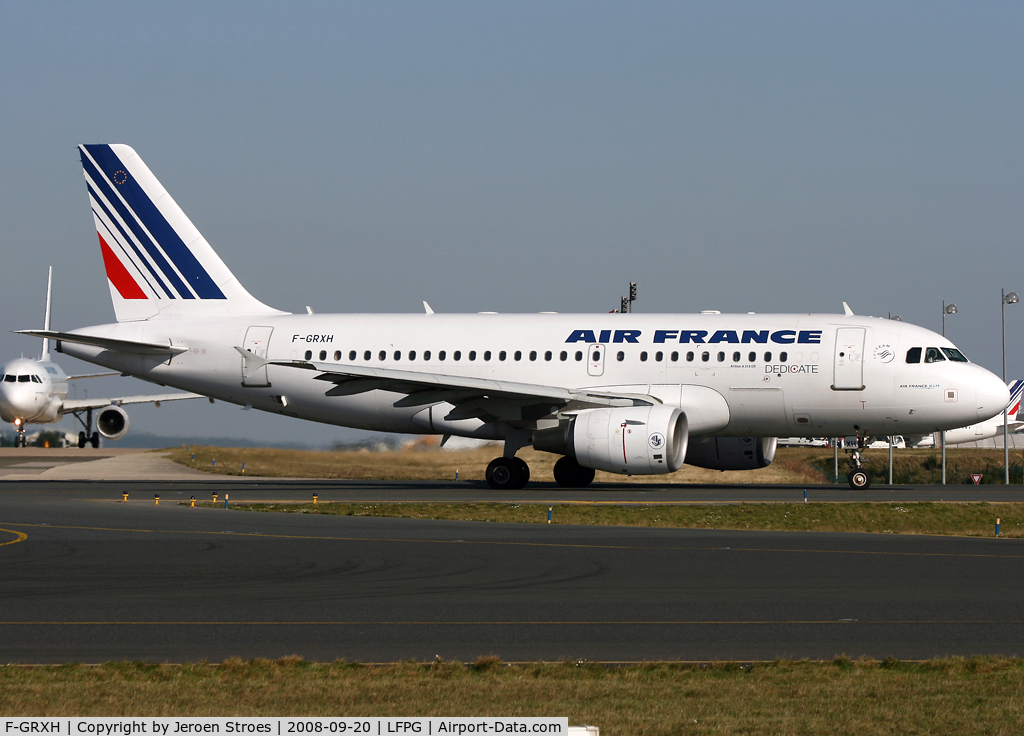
left=96, top=405, right=129, bottom=440
left=684, top=436, right=777, bottom=471
left=535, top=405, right=688, bottom=475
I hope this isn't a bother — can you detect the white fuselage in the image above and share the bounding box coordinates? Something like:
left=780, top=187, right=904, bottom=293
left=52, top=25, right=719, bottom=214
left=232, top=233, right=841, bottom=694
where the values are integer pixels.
left=54, top=311, right=1009, bottom=441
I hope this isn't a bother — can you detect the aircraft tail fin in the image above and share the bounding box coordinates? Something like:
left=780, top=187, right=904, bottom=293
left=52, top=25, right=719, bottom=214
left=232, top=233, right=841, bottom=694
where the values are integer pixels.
left=1007, top=379, right=1024, bottom=420
left=78, top=144, right=286, bottom=323
left=40, top=266, right=52, bottom=361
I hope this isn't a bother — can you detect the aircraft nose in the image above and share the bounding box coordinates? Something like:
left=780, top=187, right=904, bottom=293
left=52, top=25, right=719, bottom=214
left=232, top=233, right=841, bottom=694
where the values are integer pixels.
left=0, top=382, right=35, bottom=421
left=975, top=369, right=1011, bottom=423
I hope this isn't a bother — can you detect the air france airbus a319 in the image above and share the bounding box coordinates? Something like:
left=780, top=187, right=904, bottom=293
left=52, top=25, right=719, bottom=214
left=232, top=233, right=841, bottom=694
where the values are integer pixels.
left=18, top=144, right=1010, bottom=488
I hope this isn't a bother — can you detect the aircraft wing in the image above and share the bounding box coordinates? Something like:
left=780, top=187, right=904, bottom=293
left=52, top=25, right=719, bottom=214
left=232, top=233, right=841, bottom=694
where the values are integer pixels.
left=61, top=392, right=205, bottom=414
left=262, top=353, right=656, bottom=422
left=66, top=372, right=121, bottom=380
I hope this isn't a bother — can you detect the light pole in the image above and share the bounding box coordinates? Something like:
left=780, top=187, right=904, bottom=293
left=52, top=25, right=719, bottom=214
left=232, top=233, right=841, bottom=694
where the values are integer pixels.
left=1003, top=289, right=1019, bottom=484
left=941, top=302, right=957, bottom=485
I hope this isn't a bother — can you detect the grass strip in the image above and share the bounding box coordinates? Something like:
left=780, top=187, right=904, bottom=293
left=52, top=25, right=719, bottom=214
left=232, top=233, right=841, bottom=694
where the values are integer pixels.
left=164, top=445, right=1024, bottom=486
left=3, top=656, right=1024, bottom=734
left=228, top=501, right=1024, bottom=538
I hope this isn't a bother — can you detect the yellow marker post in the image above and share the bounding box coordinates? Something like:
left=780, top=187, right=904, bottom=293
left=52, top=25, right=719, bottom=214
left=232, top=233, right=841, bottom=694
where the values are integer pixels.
left=122, top=491, right=129, bottom=503
left=154, top=494, right=160, bottom=506
left=190, top=496, right=195, bottom=508
left=313, top=493, right=318, bottom=505
left=212, top=491, right=218, bottom=504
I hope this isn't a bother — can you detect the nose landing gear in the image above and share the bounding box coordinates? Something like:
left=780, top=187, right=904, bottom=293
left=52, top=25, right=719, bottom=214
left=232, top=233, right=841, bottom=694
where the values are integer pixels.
left=846, top=437, right=872, bottom=490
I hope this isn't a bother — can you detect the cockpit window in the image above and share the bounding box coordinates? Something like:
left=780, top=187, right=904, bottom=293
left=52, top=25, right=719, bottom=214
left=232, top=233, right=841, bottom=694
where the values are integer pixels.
left=906, top=347, right=922, bottom=364
left=941, top=348, right=969, bottom=362
left=924, top=348, right=946, bottom=363
left=0, top=375, right=12, bottom=382
left=31, top=375, right=41, bottom=383
left=17, top=375, right=30, bottom=382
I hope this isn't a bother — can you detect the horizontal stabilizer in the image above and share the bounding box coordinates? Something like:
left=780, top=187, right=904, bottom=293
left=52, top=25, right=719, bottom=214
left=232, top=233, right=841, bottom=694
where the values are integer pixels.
left=17, top=330, right=187, bottom=356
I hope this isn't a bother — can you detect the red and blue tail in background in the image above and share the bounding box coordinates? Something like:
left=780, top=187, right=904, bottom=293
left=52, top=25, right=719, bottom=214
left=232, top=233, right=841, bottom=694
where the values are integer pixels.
left=79, top=144, right=284, bottom=322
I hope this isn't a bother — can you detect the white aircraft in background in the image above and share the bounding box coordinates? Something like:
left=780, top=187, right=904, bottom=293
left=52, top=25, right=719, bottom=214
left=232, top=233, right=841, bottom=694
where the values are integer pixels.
left=2, top=268, right=203, bottom=447
left=902, top=379, right=1024, bottom=448
left=18, top=144, right=1010, bottom=488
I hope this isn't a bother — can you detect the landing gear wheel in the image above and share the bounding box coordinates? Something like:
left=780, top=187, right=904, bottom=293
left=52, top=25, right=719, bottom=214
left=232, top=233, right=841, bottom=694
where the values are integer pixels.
left=90, top=431, right=100, bottom=449
left=15, top=433, right=26, bottom=448
left=553, top=456, right=596, bottom=488
left=511, top=457, right=530, bottom=488
left=486, top=457, right=530, bottom=490
left=78, top=431, right=87, bottom=449
left=848, top=469, right=871, bottom=490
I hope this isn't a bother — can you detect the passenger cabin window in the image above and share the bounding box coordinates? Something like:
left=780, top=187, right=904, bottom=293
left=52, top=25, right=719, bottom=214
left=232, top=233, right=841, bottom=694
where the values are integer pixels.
left=732, top=351, right=740, bottom=362
left=942, top=348, right=969, bottom=362
left=334, top=351, right=341, bottom=361
left=764, top=352, right=772, bottom=362
left=453, top=351, right=461, bottom=361
left=686, top=351, right=695, bottom=362
left=529, top=351, right=537, bottom=361
left=559, top=351, right=567, bottom=361
left=499, top=351, right=507, bottom=361
left=906, top=347, right=921, bottom=363
left=655, top=351, right=663, bottom=362
left=640, top=351, right=648, bottom=362
left=439, top=351, right=447, bottom=361
left=304, top=351, right=312, bottom=360
left=671, top=351, right=679, bottom=362
left=349, top=350, right=357, bottom=361
left=469, top=351, right=477, bottom=361
left=484, top=351, right=491, bottom=361
left=748, top=351, right=756, bottom=362
left=780, top=352, right=788, bottom=362
left=363, top=350, right=371, bottom=361
left=514, top=351, right=522, bottom=361
left=717, top=351, right=725, bottom=362
left=409, top=350, right=417, bottom=360
left=701, top=352, right=710, bottom=362
left=378, top=350, right=386, bottom=361
left=925, top=348, right=945, bottom=363
left=544, top=351, right=552, bottom=361
left=394, top=351, right=401, bottom=360
left=424, top=350, right=431, bottom=360
left=616, top=351, right=625, bottom=361
left=575, top=351, right=583, bottom=361
left=319, top=350, right=327, bottom=361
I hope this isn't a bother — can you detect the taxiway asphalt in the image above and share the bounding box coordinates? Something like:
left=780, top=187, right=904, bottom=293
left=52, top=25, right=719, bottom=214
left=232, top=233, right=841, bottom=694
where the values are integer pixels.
left=3, top=478, right=1024, bottom=663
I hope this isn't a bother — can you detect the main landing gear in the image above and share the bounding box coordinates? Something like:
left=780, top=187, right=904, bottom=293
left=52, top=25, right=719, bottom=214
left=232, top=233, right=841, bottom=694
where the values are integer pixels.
left=485, top=457, right=530, bottom=490
left=484, top=454, right=597, bottom=490
left=74, top=408, right=99, bottom=448
left=553, top=456, right=595, bottom=488
left=846, top=437, right=872, bottom=490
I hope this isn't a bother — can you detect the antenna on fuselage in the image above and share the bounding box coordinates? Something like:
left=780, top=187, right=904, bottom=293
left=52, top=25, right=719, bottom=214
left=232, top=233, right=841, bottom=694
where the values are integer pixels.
left=40, top=266, right=52, bottom=361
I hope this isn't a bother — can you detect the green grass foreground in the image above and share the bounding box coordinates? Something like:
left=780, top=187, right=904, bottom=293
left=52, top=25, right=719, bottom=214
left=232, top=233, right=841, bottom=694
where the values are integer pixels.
left=230, top=500, right=1024, bottom=538
left=4, top=657, right=1024, bottom=734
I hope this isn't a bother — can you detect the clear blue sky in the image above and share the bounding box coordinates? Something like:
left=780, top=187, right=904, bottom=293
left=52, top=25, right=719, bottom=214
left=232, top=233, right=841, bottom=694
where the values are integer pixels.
left=2, top=2, right=1022, bottom=446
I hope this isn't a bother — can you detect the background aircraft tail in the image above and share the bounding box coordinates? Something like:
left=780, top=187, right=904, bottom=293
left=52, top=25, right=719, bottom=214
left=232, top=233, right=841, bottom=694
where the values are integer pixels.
left=78, top=144, right=285, bottom=322
left=1007, top=379, right=1023, bottom=420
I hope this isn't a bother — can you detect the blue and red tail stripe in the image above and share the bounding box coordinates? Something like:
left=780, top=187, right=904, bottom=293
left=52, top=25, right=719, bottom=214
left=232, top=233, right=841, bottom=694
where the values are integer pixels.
left=80, top=145, right=226, bottom=300
left=1008, top=379, right=1023, bottom=417
left=89, top=186, right=173, bottom=299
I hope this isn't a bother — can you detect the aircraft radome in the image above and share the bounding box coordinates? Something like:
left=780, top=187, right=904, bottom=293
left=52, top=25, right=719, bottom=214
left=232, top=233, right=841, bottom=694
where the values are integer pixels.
left=18, top=145, right=1010, bottom=488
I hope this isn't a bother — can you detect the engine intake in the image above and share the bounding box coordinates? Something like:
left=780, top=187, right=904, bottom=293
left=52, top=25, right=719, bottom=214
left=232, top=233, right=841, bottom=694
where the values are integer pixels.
left=535, top=405, right=687, bottom=475
left=97, top=405, right=130, bottom=441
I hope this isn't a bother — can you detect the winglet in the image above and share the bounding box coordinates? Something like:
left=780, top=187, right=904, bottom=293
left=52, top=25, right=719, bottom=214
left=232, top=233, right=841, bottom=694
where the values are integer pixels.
left=842, top=302, right=854, bottom=316
left=423, top=301, right=434, bottom=315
